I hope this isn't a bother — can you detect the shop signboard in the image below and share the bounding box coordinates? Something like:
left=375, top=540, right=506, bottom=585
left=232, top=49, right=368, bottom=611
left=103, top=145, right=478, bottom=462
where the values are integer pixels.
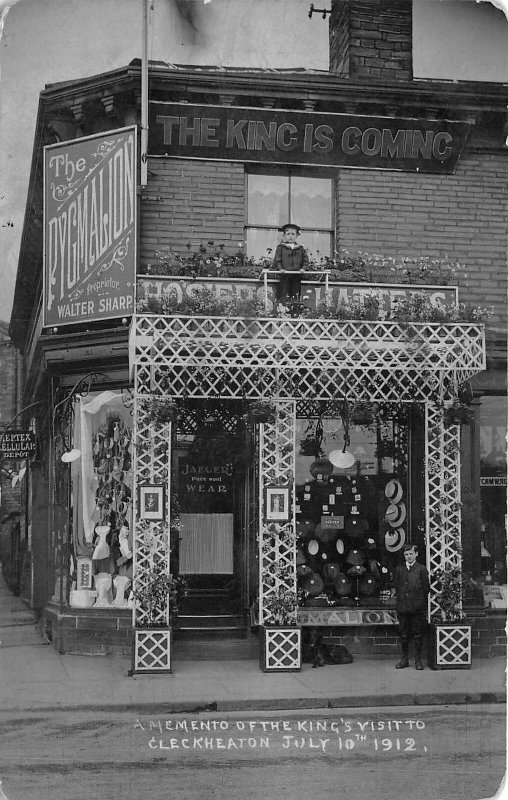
left=43, top=127, right=137, bottom=328
left=1, top=430, right=36, bottom=459
left=150, top=102, right=470, bottom=174
left=137, top=276, right=458, bottom=316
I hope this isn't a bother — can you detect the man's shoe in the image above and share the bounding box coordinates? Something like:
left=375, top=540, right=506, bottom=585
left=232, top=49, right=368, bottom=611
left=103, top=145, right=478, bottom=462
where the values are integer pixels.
left=395, top=658, right=409, bottom=669
left=415, top=658, right=424, bottom=670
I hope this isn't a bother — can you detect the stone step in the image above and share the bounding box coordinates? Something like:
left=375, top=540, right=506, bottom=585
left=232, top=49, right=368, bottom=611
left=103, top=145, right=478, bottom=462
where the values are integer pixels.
left=173, top=634, right=259, bottom=661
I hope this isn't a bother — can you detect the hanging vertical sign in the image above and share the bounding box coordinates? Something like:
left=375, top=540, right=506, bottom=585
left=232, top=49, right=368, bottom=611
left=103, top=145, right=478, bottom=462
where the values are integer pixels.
left=43, top=126, right=137, bottom=327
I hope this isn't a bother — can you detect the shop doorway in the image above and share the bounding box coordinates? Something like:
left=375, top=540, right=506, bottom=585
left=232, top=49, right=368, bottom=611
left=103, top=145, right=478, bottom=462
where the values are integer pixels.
left=171, top=401, right=255, bottom=618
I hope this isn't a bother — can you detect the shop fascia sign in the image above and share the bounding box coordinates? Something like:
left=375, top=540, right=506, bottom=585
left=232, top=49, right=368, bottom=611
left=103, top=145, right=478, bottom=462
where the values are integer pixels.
left=43, top=126, right=137, bottom=328
left=149, top=102, right=471, bottom=174
left=1, top=431, right=36, bottom=459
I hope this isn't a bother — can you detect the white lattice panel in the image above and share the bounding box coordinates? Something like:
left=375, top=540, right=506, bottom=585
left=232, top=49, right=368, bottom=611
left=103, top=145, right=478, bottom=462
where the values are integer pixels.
left=133, top=629, right=172, bottom=673
left=132, top=393, right=171, bottom=629
left=425, top=404, right=462, bottom=622
left=261, top=627, right=302, bottom=671
left=434, top=624, right=472, bottom=668
left=259, top=401, right=298, bottom=627
left=131, top=315, right=485, bottom=402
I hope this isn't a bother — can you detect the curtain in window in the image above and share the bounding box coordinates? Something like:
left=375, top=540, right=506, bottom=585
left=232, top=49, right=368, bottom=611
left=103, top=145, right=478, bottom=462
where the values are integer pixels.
left=179, top=513, right=234, bottom=574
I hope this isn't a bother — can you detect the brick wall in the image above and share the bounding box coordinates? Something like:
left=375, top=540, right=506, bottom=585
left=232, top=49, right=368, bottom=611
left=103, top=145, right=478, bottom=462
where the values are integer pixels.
left=336, top=151, right=508, bottom=332
left=140, top=158, right=245, bottom=265
left=330, top=0, right=413, bottom=80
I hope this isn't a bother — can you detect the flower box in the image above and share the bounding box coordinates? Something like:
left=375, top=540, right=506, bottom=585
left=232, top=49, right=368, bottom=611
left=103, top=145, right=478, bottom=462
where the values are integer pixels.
left=259, top=625, right=302, bottom=673
left=427, top=622, right=472, bottom=670
left=132, top=627, right=172, bottom=674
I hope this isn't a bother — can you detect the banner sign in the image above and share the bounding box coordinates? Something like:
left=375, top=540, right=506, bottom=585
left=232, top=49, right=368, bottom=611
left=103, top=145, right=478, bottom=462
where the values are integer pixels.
left=43, top=127, right=137, bottom=327
left=1, top=431, right=36, bottom=459
left=150, top=102, right=470, bottom=174
left=138, top=277, right=458, bottom=317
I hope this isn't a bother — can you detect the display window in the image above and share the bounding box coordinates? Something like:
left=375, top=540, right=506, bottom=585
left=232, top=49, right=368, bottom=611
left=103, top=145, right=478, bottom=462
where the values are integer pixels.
left=245, top=167, right=334, bottom=259
left=295, top=403, right=423, bottom=609
left=479, top=395, right=507, bottom=588
left=68, top=390, right=133, bottom=609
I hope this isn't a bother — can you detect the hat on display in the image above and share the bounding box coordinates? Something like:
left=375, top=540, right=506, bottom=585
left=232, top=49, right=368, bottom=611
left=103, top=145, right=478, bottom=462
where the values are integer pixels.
left=334, top=574, right=353, bottom=596
left=297, top=564, right=314, bottom=578
left=346, top=548, right=366, bottom=566
left=347, top=564, right=367, bottom=577
left=301, top=572, right=324, bottom=596
left=336, top=538, right=345, bottom=555
left=385, top=502, right=406, bottom=528
left=384, top=479, right=403, bottom=504
left=322, top=562, right=342, bottom=584
left=366, top=537, right=377, bottom=550
left=384, top=527, right=406, bottom=552
left=344, top=517, right=369, bottom=537
left=328, top=449, right=356, bottom=469
left=296, top=548, right=307, bottom=566
left=307, top=539, right=320, bottom=556
left=279, top=222, right=301, bottom=234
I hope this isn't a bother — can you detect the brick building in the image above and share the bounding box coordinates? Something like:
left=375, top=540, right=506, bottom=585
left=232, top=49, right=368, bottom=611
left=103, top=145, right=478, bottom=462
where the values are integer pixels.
left=9, top=1, right=507, bottom=666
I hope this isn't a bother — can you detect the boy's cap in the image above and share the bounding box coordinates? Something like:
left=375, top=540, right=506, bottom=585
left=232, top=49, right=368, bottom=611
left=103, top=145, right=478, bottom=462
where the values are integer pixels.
left=279, top=223, right=301, bottom=234
left=403, top=543, right=417, bottom=552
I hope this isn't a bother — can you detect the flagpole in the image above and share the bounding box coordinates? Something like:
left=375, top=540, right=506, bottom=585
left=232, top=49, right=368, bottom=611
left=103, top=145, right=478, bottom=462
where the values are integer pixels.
left=141, top=0, right=149, bottom=187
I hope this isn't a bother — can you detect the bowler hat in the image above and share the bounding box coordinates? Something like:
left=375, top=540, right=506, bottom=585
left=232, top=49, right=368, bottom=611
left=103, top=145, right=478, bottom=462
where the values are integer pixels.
left=322, top=562, right=342, bottom=584
left=347, top=564, right=367, bottom=577
left=334, top=574, right=353, bottom=596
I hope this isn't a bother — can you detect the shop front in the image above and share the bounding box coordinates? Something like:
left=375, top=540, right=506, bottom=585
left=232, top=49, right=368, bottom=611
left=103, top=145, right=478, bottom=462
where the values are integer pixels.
left=129, top=300, right=485, bottom=671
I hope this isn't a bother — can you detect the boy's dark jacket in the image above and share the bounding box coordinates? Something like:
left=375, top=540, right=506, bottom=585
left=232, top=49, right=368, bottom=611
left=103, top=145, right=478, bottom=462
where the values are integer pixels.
left=393, top=561, right=430, bottom=614
left=273, top=242, right=309, bottom=271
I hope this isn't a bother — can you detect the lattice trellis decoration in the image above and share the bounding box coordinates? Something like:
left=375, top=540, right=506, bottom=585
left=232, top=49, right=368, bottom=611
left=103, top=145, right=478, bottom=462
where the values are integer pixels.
left=258, top=401, right=298, bottom=632
left=260, top=627, right=302, bottom=672
left=132, top=393, right=172, bottom=631
left=129, top=314, right=486, bottom=654
left=133, top=629, right=172, bottom=673
left=425, top=404, right=462, bottom=622
left=432, top=624, right=472, bottom=669
left=131, top=316, right=485, bottom=402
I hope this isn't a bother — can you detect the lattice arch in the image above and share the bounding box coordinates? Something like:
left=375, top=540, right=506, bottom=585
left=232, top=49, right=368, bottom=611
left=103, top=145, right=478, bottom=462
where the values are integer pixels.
left=130, top=314, right=486, bottom=633
left=258, top=401, right=297, bottom=626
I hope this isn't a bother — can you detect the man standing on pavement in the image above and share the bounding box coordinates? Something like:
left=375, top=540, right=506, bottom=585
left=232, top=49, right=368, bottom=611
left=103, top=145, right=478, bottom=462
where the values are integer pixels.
left=393, top=543, right=430, bottom=670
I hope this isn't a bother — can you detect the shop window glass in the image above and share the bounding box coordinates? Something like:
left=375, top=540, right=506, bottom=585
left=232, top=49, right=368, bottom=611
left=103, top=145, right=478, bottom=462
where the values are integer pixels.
left=295, top=404, right=417, bottom=610
left=68, top=390, right=133, bottom=609
left=479, top=395, right=507, bottom=586
left=246, top=170, right=333, bottom=260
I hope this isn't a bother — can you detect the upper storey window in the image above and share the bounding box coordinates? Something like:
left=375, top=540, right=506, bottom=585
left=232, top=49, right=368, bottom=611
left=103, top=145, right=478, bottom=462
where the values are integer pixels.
left=246, top=168, right=334, bottom=261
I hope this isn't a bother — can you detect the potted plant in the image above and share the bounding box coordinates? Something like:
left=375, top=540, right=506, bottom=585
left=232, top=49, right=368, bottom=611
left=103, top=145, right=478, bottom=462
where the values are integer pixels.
left=131, top=555, right=187, bottom=674
left=259, top=587, right=302, bottom=673
left=428, top=566, right=472, bottom=670
left=245, top=400, right=277, bottom=425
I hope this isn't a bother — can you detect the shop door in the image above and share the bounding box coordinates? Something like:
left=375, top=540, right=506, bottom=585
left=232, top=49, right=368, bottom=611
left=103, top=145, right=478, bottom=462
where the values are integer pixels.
left=171, top=403, right=252, bottom=616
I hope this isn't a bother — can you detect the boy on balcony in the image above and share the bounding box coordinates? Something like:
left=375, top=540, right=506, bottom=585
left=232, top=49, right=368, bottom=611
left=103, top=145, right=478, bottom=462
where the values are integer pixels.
left=273, top=223, right=309, bottom=302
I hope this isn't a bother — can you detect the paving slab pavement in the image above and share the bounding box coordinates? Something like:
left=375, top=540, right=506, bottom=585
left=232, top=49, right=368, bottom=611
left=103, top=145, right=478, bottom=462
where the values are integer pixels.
left=1, top=576, right=505, bottom=714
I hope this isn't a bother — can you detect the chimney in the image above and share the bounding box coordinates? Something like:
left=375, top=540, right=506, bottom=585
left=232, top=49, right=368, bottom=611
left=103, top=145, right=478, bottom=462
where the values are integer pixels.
left=329, top=0, right=413, bottom=81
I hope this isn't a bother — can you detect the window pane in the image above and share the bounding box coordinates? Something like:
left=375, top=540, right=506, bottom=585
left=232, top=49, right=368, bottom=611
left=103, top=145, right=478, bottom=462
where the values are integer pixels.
left=291, top=176, right=333, bottom=229
left=299, top=230, right=332, bottom=260
left=247, top=174, right=288, bottom=226
left=246, top=227, right=279, bottom=260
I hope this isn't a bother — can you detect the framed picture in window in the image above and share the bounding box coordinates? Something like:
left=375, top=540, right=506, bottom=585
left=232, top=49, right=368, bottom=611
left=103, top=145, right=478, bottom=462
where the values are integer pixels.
left=264, top=485, right=291, bottom=522
left=138, top=484, right=165, bottom=521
